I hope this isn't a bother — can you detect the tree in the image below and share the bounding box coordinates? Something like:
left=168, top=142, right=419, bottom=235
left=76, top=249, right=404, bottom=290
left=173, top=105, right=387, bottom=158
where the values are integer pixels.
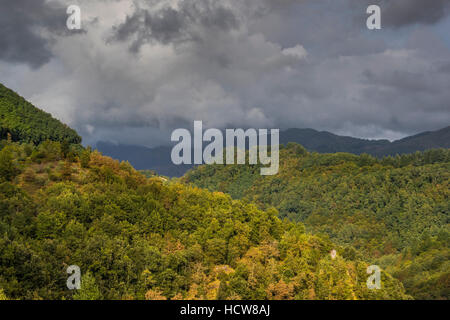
left=62, top=161, right=72, bottom=180
left=73, top=272, right=103, bottom=300
left=0, top=289, right=8, bottom=300
left=80, top=148, right=91, bottom=168
left=61, top=140, right=70, bottom=158
left=145, top=289, right=167, bottom=300
left=0, top=146, right=18, bottom=181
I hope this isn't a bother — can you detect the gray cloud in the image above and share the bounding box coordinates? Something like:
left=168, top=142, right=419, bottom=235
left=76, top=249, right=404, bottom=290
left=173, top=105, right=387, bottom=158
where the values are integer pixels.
left=112, top=0, right=239, bottom=52
left=0, top=0, right=449, bottom=146
left=353, top=0, right=450, bottom=28
left=0, top=0, right=72, bottom=68
left=384, top=0, right=450, bottom=27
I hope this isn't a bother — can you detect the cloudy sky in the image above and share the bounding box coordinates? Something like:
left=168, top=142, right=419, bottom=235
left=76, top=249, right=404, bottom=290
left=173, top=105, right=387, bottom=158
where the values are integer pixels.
left=1, top=0, right=449, bottom=147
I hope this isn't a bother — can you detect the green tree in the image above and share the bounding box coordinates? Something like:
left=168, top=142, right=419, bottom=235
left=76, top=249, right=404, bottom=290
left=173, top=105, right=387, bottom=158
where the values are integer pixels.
left=80, top=148, right=91, bottom=168
left=73, top=272, right=103, bottom=300
left=0, top=146, right=18, bottom=181
left=0, top=289, right=8, bottom=300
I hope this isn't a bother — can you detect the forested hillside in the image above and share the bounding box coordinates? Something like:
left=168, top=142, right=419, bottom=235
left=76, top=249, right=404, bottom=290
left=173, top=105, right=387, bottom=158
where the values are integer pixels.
left=183, top=144, right=450, bottom=299
left=0, top=141, right=410, bottom=300
left=0, top=83, right=81, bottom=144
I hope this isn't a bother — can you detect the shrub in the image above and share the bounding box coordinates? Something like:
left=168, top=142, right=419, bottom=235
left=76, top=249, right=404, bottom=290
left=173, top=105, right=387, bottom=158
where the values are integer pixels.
left=22, top=168, right=37, bottom=183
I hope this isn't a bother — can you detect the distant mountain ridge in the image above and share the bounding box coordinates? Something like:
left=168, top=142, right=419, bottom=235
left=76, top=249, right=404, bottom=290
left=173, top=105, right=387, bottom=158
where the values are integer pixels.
left=280, top=128, right=391, bottom=154
left=281, top=126, right=450, bottom=156
left=96, top=142, right=192, bottom=177
left=97, top=126, right=450, bottom=177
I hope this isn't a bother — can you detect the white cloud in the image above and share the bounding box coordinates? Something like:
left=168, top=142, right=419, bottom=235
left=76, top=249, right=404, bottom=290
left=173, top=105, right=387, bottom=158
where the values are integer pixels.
left=282, top=45, right=307, bottom=59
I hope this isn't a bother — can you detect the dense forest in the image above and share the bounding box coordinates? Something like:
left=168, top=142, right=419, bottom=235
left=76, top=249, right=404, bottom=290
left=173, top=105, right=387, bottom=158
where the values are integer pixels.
left=0, top=140, right=410, bottom=300
left=184, top=144, right=450, bottom=299
left=0, top=84, right=81, bottom=145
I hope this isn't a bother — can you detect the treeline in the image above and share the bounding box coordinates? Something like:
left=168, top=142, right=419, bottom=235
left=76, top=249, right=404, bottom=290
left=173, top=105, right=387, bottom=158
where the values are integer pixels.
left=0, top=141, right=410, bottom=300
left=0, top=83, right=81, bottom=145
left=183, top=144, right=450, bottom=300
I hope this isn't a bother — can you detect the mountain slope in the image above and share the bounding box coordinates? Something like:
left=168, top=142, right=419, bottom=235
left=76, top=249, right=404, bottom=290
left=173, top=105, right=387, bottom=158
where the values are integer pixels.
left=97, top=126, right=450, bottom=177
left=0, top=83, right=81, bottom=144
left=280, top=127, right=450, bottom=156
left=383, top=126, right=450, bottom=156
left=183, top=145, right=450, bottom=299
left=280, top=128, right=391, bottom=154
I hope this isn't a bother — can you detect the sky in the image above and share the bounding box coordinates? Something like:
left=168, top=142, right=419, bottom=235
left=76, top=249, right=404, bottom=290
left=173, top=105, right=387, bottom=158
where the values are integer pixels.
left=0, top=0, right=449, bottom=147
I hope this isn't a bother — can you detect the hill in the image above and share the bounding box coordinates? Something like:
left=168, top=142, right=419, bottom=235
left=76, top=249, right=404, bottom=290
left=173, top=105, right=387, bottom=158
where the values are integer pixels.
left=383, top=126, right=450, bottom=156
left=0, top=141, right=409, bottom=300
left=281, top=127, right=450, bottom=156
left=183, top=144, right=450, bottom=299
left=97, top=126, right=450, bottom=177
left=280, top=128, right=391, bottom=154
left=0, top=83, right=81, bottom=145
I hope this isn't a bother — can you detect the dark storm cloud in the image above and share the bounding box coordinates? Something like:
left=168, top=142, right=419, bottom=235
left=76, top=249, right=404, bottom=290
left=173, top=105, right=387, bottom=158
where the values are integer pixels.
left=0, top=0, right=71, bottom=68
left=112, top=0, right=239, bottom=52
left=384, top=0, right=450, bottom=27
left=354, top=0, right=450, bottom=28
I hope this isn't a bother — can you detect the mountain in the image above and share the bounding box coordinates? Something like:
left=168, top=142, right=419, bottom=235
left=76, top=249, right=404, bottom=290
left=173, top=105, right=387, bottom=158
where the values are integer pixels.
left=382, top=126, right=450, bottom=156
left=0, top=85, right=410, bottom=300
left=0, top=83, right=81, bottom=145
left=280, top=127, right=450, bottom=156
left=97, top=126, right=450, bottom=177
left=280, top=128, right=391, bottom=154
left=96, top=142, right=193, bottom=177
left=183, top=145, right=450, bottom=299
